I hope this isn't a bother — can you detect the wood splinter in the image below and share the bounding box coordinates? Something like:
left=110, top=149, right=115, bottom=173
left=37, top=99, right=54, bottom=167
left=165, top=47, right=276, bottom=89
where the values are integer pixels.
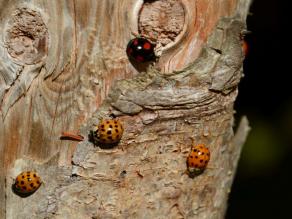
left=60, top=132, right=84, bottom=141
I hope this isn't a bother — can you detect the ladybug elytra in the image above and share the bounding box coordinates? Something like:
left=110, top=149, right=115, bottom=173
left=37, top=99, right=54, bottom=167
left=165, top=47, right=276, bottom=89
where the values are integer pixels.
left=186, top=144, right=210, bottom=177
left=91, top=119, right=124, bottom=145
left=126, top=37, right=155, bottom=62
left=13, top=171, right=42, bottom=195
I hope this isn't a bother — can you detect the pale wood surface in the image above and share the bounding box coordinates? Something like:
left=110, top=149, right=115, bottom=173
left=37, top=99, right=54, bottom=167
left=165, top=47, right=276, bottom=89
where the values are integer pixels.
left=0, top=0, right=251, bottom=218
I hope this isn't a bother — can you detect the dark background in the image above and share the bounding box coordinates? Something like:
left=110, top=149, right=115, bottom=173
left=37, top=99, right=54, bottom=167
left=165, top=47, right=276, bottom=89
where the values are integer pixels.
left=226, top=0, right=291, bottom=218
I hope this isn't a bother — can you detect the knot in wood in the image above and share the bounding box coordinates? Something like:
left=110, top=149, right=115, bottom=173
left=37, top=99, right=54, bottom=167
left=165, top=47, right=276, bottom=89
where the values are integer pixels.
left=5, top=7, right=48, bottom=64
left=139, top=0, right=185, bottom=46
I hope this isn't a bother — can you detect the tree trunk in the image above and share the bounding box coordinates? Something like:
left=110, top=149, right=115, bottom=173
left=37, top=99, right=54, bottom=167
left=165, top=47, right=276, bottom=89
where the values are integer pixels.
left=0, top=0, right=251, bottom=218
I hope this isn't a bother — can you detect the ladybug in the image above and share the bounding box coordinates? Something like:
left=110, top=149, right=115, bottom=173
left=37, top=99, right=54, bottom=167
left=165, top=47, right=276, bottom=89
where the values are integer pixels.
left=91, top=119, right=124, bottom=145
left=13, top=171, right=42, bottom=195
left=242, top=39, right=249, bottom=57
left=186, top=144, right=210, bottom=177
left=126, top=37, right=155, bottom=62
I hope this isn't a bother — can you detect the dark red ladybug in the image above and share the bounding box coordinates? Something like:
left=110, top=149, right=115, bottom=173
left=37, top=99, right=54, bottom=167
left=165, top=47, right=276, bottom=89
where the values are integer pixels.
left=126, top=37, right=155, bottom=62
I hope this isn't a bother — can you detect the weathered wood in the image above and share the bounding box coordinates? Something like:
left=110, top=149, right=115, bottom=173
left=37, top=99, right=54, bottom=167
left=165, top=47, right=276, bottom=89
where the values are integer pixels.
left=0, top=0, right=251, bottom=218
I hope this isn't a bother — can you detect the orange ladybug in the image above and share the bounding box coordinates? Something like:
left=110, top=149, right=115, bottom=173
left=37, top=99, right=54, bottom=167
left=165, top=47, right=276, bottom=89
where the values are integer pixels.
left=186, top=144, right=210, bottom=177
left=13, top=171, right=42, bottom=195
left=91, top=119, right=123, bottom=145
left=242, top=40, right=249, bottom=57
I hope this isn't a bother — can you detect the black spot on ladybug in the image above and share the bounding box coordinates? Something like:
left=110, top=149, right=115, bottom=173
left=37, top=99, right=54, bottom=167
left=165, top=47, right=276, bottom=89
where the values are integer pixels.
left=200, top=159, right=203, bottom=163
left=37, top=181, right=40, bottom=184
left=30, top=183, right=34, bottom=187
left=205, top=160, right=208, bottom=164
left=22, top=175, right=25, bottom=179
left=109, top=125, right=113, bottom=128
left=33, top=174, right=37, bottom=177
left=195, top=164, right=198, bottom=168
left=201, top=152, right=205, bottom=155
left=22, top=186, right=27, bottom=190
left=115, top=129, right=119, bottom=133
left=126, top=37, right=155, bottom=63
left=21, top=181, right=24, bottom=185
left=195, top=156, right=198, bottom=159
left=190, top=156, right=193, bottom=158
left=114, top=121, right=117, bottom=124
left=107, top=130, right=112, bottom=135
left=191, top=162, right=195, bottom=166
left=106, top=121, right=110, bottom=124
left=115, top=125, right=118, bottom=128
left=193, top=149, right=197, bottom=152
left=116, top=135, right=119, bottom=139
left=101, top=125, right=105, bottom=128
left=108, top=136, right=113, bottom=140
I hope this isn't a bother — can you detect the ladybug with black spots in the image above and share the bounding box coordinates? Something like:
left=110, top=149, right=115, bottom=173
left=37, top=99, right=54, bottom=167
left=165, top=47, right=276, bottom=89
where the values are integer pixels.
left=126, top=37, right=156, bottom=62
left=186, top=144, right=210, bottom=177
left=90, top=119, right=124, bottom=146
left=13, top=171, right=42, bottom=195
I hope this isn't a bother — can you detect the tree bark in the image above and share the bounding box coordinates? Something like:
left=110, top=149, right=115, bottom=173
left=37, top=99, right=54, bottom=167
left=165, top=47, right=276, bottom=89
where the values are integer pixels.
left=0, top=0, right=251, bottom=218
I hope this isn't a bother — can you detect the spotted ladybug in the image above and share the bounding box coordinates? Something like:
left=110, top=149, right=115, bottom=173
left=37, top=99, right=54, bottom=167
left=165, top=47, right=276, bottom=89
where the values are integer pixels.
left=126, top=37, right=155, bottom=62
left=186, top=144, right=210, bottom=177
left=13, top=171, right=42, bottom=195
left=91, top=119, right=124, bottom=145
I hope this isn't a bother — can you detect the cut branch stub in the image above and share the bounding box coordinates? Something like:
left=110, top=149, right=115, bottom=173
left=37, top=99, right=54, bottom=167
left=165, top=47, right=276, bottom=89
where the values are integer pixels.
left=139, top=0, right=185, bottom=47
left=5, top=7, right=48, bottom=65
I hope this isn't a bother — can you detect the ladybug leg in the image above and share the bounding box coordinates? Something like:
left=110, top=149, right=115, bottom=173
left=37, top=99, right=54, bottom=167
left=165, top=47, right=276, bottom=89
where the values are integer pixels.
left=88, top=130, right=98, bottom=145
